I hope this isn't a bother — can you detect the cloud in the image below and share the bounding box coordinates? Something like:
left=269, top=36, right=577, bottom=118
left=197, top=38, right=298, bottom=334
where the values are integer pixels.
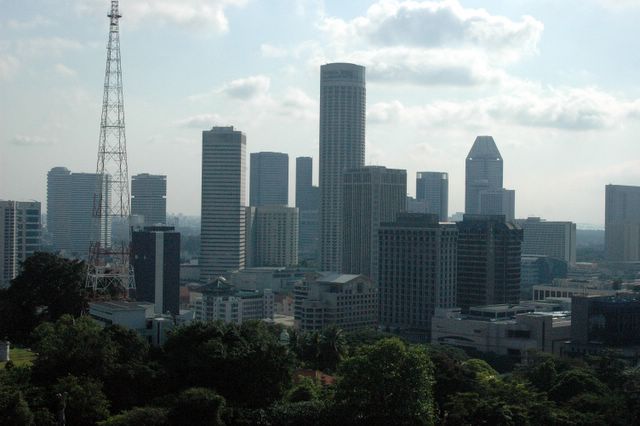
left=53, top=63, right=77, bottom=77
left=5, top=16, right=54, bottom=30
left=74, top=0, right=247, bottom=33
left=260, top=44, right=289, bottom=58
left=219, top=75, right=271, bottom=100
left=369, top=86, right=640, bottom=130
left=14, top=37, right=84, bottom=57
left=177, top=113, right=226, bottom=128
left=9, top=135, right=56, bottom=147
left=0, top=55, right=20, bottom=80
left=278, top=88, right=318, bottom=120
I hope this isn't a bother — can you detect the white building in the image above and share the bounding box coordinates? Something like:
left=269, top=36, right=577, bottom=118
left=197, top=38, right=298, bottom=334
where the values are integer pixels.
left=517, top=217, right=576, bottom=264
left=319, top=63, right=366, bottom=272
left=294, top=272, right=378, bottom=332
left=0, top=200, right=41, bottom=287
left=191, top=277, right=274, bottom=324
left=200, top=126, right=246, bottom=281
left=431, top=302, right=572, bottom=361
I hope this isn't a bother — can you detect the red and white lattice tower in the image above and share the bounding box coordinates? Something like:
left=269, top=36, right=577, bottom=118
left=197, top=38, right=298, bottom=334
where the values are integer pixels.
left=86, top=0, right=135, bottom=293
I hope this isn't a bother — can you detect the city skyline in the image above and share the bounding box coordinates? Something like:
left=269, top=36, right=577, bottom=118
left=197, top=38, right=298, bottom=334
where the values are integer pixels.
left=2, top=0, right=640, bottom=225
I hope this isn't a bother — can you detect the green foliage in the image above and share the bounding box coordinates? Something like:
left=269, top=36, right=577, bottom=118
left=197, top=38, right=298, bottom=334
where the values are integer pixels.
left=285, top=377, right=321, bottom=403
left=0, top=388, right=34, bottom=426
left=0, top=252, right=88, bottom=343
left=336, top=338, right=435, bottom=425
left=167, top=387, right=225, bottom=426
left=548, top=369, right=608, bottom=403
left=294, top=326, right=349, bottom=372
left=163, top=321, right=294, bottom=408
left=53, top=375, right=110, bottom=426
left=99, top=407, right=170, bottom=426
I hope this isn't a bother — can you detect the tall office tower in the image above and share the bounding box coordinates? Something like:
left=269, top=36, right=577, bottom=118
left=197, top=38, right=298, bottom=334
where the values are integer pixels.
left=0, top=201, right=41, bottom=287
left=479, top=188, right=515, bottom=221
left=201, top=126, right=246, bottom=281
left=378, top=213, right=458, bottom=342
left=465, top=136, right=503, bottom=214
left=252, top=206, right=299, bottom=267
left=47, top=168, right=104, bottom=257
left=131, top=226, right=180, bottom=315
left=605, top=184, right=640, bottom=261
left=131, top=174, right=167, bottom=226
left=319, top=62, right=366, bottom=272
left=416, top=172, right=449, bottom=221
left=47, top=167, right=72, bottom=252
left=245, top=207, right=256, bottom=268
left=457, top=214, right=522, bottom=312
left=249, top=152, right=288, bottom=207
left=342, top=166, right=406, bottom=280
left=296, top=156, right=320, bottom=264
left=517, top=217, right=576, bottom=264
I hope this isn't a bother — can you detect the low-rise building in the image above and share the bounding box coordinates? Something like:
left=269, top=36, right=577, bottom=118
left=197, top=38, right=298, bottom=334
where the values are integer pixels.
left=533, top=278, right=634, bottom=301
left=228, top=267, right=312, bottom=293
left=294, top=273, right=377, bottom=332
left=89, top=300, right=194, bottom=346
left=191, top=277, right=274, bottom=324
left=431, top=302, right=571, bottom=362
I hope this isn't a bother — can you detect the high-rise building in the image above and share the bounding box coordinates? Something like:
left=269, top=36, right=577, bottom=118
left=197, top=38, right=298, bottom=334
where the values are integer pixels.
left=319, top=63, right=366, bottom=272
left=295, top=157, right=320, bottom=265
left=46, top=168, right=104, bottom=257
left=251, top=206, right=299, bottom=267
left=479, top=188, right=515, bottom=221
left=249, top=152, right=288, bottom=207
left=131, top=226, right=180, bottom=315
left=0, top=200, right=41, bottom=287
left=342, top=166, right=406, bottom=280
left=47, top=167, right=72, bottom=252
left=200, top=126, right=246, bottom=281
left=517, top=217, right=576, bottom=264
left=406, top=196, right=428, bottom=214
left=605, top=184, right=640, bottom=261
left=416, top=172, right=448, bottom=221
left=131, top=174, right=167, bottom=226
left=378, top=213, right=458, bottom=342
left=465, top=136, right=503, bottom=214
left=457, top=214, right=522, bottom=312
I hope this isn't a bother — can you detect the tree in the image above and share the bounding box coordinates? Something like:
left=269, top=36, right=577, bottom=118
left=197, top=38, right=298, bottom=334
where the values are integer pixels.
left=0, top=252, right=88, bottom=342
left=319, top=326, right=348, bottom=372
left=52, top=375, right=110, bottom=426
left=286, top=377, right=322, bottom=403
left=167, top=388, right=225, bottom=426
left=99, top=407, right=169, bottom=426
left=335, top=338, right=435, bottom=425
left=548, top=369, right=608, bottom=403
left=0, top=388, right=33, bottom=426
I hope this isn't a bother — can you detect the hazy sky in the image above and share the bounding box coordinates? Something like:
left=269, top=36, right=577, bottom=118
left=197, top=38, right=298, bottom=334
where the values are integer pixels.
left=1, top=0, right=640, bottom=226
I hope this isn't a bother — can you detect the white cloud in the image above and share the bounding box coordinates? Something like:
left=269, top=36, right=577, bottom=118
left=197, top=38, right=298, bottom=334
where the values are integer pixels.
left=260, top=44, right=289, bottom=58
left=177, top=113, right=226, bottom=128
left=14, top=37, right=84, bottom=58
left=369, top=86, right=640, bottom=130
left=219, top=75, right=271, bottom=100
left=6, top=16, right=54, bottom=30
left=53, top=63, right=77, bottom=77
left=278, top=88, right=318, bottom=120
left=8, top=135, right=57, bottom=147
left=0, top=55, right=20, bottom=81
left=74, top=0, right=247, bottom=33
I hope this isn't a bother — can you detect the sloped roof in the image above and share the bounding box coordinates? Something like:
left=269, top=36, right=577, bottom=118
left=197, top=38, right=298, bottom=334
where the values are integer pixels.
left=467, top=136, right=502, bottom=160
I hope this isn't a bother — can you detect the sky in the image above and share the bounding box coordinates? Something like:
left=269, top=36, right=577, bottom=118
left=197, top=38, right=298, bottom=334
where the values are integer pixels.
left=1, top=0, right=640, bottom=226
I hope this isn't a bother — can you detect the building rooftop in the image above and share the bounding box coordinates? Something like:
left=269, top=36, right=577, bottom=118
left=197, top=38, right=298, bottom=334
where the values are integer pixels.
left=467, top=135, right=502, bottom=160
left=317, top=273, right=361, bottom=284
left=89, top=300, right=154, bottom=311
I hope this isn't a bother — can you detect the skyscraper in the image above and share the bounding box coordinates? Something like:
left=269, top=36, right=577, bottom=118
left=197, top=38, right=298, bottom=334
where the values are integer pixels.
left=465, top=136, right=503, bottom=214
left=416, top=172, right=449, bottom=221
left=46, top=167, right=104, bottom=257
left=517, top=217, right=576, bottom=264
left=201, top=126, right=246, bottom=281
left=131, top=173, right=167, bottom=226
left=378, top=213, right=458, bottom=342
left=296, top=157, right=320, bottom=265
left=251, top=206, right=299, bottom=267
left=605, top=184, right=640, bottom=261
left=0, top=200, right=41, bottom=287
left=342, top=166, right=406, bottom=280
left=479, top=188, right=515, bottom=221
left=457, top=214, right=522, bottom=312
left=131, top=225, right=180, bottom=315
left=249, top=152, right=288, bottom=207
left=319, top=63, right=366, bottom=272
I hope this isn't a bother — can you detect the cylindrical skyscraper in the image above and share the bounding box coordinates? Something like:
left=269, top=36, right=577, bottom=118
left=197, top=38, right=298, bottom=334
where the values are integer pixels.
left=319, top=63, right=366, bottom=272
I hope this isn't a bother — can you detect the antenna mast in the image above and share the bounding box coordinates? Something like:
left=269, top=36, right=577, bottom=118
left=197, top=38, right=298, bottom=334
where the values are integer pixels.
left=86, top=0, right=135, bottom=294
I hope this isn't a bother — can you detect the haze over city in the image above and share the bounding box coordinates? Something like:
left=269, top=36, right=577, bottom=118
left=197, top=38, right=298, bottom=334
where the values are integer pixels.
left=2, top=0, right=640, bottom=225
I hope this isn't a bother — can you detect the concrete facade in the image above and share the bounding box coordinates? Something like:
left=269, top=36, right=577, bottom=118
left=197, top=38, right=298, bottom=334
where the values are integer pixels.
left=0, top=200, right=41, bottom=287
left=250, top=152, right=289, bottom=207
left=131, top=173, right=167, bottom=226
left=416, top=171, right=448, bottom=221
left=605, top=184, right=640, bottom=261
left=465, top=136, right=503, bottom=215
